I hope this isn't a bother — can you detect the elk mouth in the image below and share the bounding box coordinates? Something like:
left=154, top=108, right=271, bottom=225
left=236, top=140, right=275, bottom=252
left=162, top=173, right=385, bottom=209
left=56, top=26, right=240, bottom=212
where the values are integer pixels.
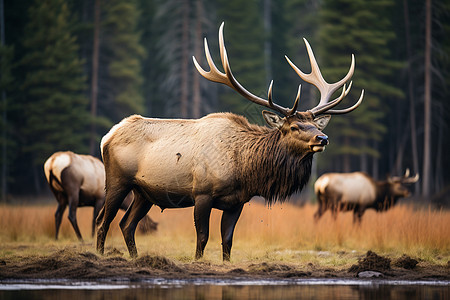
left=310, top=144, right=326, bottom=152
left=310, top=139, right=329, bottom=152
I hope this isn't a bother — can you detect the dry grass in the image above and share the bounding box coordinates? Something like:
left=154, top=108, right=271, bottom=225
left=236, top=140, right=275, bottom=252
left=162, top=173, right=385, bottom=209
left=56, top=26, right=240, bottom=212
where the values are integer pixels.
left=0, top=199, right=448, bottom=265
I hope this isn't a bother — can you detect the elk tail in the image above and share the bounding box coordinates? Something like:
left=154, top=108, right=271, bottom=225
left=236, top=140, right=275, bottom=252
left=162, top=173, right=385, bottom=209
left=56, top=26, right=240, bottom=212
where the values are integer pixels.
left=49, top=170, right=64, bottom=191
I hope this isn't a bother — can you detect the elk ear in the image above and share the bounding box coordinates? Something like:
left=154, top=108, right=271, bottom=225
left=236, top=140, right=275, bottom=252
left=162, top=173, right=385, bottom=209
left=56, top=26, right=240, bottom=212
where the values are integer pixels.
left=262, top=110, right=285, bottom=129
left=313, top=115, right=331, bottom=130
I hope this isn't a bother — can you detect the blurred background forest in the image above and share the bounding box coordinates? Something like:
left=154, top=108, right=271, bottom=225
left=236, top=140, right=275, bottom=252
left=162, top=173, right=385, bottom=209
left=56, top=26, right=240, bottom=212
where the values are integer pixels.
left=0, top=0, right=449, bottom=206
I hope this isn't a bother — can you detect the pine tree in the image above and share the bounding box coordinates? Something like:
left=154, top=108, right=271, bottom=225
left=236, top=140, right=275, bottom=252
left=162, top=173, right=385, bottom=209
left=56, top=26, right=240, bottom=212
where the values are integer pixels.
left=0, top=45, right=14, bottom=199
left=98, top=0, right=145, bottom=124
left=19, top=0, right=89, bottom=168
left=216, top=0, right=266, bottom=117
left=271, top=0, right=320, bottom=112
left=150, top=0, right=216, bottom=118
left=316, top=0, right=402, bottom=174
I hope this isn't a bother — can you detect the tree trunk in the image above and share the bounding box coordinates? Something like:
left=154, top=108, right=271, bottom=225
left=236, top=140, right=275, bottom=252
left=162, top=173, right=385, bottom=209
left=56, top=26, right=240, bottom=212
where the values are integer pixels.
left=343, top=136, right=351, bottom=173
left=89, top=0, right=101, bottom=156
left=180, top=0, right=190, bottom=118
left=434, top=103, right=443, bottom=193
left=403, top=0, right=420, bottom=195
left=372, top=140, right=379, bottom=179
left=422, top=0, right=432, bottom=197
left=264, top=0, right=272, bottom=84
left=360, top=140, right=368, bottom=173
left=192, top=0, right=203, bottom=118
left=33, top=165, right=41, bottom=195
left=0, top=0, right=7, bottom=201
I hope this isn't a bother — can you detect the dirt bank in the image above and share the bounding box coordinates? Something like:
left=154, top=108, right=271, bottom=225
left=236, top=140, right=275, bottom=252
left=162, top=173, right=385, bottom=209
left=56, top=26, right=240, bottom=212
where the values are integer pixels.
left=0, top=245, right=448, bottom=282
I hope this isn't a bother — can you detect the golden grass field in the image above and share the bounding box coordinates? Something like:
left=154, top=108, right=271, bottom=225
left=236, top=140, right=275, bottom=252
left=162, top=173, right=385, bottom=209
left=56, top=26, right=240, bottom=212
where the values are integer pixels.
left=0, top=198, right=448, bottom=267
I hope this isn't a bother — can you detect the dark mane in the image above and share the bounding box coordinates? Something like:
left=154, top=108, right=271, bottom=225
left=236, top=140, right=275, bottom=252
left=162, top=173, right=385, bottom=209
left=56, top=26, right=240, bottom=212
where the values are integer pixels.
left=234, top=120, right=314, bottom=205
left=374, top=181, right=398, bottom=211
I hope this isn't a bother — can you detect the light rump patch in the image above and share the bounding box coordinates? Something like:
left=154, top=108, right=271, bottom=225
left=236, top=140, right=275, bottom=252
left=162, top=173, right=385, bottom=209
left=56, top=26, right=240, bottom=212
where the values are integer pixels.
left=44, top=152, right=71, bottom=191
left=44, top=151, right=158, bottom=241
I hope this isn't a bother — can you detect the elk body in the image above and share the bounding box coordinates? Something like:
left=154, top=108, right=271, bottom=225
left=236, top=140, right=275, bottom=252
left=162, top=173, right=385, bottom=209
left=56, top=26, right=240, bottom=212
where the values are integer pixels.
left=314, top=170, right=419, bottom=223
left=44, top=151, right=157, bottom=240
left=96, top=23, right=364, bottom=260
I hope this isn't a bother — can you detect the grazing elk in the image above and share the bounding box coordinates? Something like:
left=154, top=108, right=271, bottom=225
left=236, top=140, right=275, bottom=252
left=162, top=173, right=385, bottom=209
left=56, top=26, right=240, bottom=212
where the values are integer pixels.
left=44, top=151, right=157, bottom=240
left=314, top=169, right=419, bottom=223
left=96, top=23, right=364, bottom=260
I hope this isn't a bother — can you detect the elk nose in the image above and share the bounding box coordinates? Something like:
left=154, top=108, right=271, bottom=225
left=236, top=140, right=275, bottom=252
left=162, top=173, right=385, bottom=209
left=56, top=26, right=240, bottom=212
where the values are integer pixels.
left=316, top=135, right=328, bottom=145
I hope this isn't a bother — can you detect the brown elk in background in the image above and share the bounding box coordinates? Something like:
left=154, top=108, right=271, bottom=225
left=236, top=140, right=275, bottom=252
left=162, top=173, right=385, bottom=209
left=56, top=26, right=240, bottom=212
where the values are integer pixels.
left=44, top=151, right=157, bottom=240
left=96, top=23, right=364, bottom=260
left=314, top=169, right=419, bottom=223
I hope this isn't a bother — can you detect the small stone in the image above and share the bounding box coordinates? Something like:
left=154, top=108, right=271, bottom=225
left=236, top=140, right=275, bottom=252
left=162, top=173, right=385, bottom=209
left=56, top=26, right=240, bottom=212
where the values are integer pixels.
left=357, top=271, right=383, bottom=278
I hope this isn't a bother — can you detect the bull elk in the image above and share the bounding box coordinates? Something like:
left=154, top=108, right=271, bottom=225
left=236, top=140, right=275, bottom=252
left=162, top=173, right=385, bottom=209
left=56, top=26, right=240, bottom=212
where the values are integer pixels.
left=44, top=151, right=157, bottom=240
left=96, top=23, right=364, bottom=260
left=314, top=169, right=419, bottom=223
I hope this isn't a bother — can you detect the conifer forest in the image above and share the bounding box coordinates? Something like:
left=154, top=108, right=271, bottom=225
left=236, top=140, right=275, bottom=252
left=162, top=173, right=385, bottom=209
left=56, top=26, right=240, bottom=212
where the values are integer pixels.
left=0, top=0, right=449, bottom=205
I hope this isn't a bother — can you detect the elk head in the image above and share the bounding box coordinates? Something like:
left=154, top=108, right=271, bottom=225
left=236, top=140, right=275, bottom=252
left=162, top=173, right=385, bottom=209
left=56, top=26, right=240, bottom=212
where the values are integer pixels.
left=193, top=23, right=364, bottom=154
left=388, top=169, right=420, bottom=197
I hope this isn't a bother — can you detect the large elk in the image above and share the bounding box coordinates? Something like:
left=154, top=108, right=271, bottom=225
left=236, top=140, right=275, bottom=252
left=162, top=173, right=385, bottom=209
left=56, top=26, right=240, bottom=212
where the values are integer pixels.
left=96, top=23, right=364, bottom=260
left=44, top=151, right=157, bottom=240
left=314, top=170, right=419, bottom=223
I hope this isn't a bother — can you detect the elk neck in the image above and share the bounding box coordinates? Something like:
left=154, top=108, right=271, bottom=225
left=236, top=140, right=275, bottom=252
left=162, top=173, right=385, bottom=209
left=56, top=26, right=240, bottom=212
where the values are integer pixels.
left=237, top=126, right=314, bottom=205
left=374, top=181, right=398, bottom=211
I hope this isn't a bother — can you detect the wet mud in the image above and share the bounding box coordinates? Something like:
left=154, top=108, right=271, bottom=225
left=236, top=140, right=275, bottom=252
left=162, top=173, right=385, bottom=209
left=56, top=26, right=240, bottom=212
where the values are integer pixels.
left=0, top=246, right=448, bottom=283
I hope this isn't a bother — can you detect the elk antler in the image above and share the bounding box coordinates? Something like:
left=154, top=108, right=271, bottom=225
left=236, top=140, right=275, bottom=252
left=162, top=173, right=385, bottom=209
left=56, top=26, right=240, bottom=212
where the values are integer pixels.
left=193, top=22, right=299, bottom=117
left=193, top=23, right=364, bottom=117
left=389, top=168, right=420, bottom=183
left=285, top=39, right=364, bottom=116
left=402, top=168, right=420, bottom=183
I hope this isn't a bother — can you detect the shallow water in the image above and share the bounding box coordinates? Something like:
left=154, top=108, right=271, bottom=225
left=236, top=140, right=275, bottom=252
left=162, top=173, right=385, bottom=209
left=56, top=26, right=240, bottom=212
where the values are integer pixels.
left=0, top=278, right=449, bottom=300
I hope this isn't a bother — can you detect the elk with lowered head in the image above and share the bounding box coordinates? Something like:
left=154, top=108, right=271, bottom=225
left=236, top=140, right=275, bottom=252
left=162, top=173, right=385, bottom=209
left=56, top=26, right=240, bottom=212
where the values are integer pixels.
left=96, top=23, right=364, bottom=260
left=44, top=151, right=157, bottom=240
left=314, top=169, right=419, bottom=223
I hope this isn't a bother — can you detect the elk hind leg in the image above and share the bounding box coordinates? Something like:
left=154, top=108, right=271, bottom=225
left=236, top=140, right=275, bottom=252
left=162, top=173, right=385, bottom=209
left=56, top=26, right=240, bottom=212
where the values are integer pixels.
left=313, top=193, right=325, bottom=222
left=54, top=193, right=67, bottom=240
left=119, top=191, right=152, bottom=258
left=221, top=204, right=243, bottom=261
left=353, top=207, right=364, bottom=225
left=92, top=199, right=104, bottom=237
left=194, top=195, right=212, bottom=259
left=66, top=190, right=83, bottom=241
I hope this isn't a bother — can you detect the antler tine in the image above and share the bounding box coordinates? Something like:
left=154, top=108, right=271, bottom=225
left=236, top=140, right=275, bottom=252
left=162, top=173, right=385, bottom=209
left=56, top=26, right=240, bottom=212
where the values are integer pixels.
left=403, top=173, right=420, bottom=184
left=401, top=168, right=419, bottom=184
left=268, top=80, right=274, bottom=107
left=287, top=85, right=301, bottom=116
left=325, top=89, right=364, bottom=115
left=404, top=168, right=410, bottom=178
left=311, top=82, right=349, bottom=115
left=192, top=38, right=225, bottom=84
left=286, top=38, right=362, bottom=116
left=193, top=22, right=294, bottom=117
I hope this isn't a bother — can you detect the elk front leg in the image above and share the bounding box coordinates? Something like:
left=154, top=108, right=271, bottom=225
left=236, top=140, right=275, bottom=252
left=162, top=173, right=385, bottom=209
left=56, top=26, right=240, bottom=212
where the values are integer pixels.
left=97, top=184, right=130, bottom=255
left=119, top=192, right=152, bottom=258
left=194, top=195, right=212, bottom=259
left=220, top=204, right=243, bottom=261
left=353, top=206, right=365, bottom=225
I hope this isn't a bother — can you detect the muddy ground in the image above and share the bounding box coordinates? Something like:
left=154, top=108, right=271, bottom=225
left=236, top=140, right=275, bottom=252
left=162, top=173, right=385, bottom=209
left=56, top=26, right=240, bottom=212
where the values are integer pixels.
left=0, top=245, right=448, bottom=282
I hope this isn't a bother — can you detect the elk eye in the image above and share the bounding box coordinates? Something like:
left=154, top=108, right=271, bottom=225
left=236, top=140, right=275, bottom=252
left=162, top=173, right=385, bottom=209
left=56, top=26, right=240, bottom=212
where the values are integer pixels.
left=290, top=126, right=299, bottom=131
